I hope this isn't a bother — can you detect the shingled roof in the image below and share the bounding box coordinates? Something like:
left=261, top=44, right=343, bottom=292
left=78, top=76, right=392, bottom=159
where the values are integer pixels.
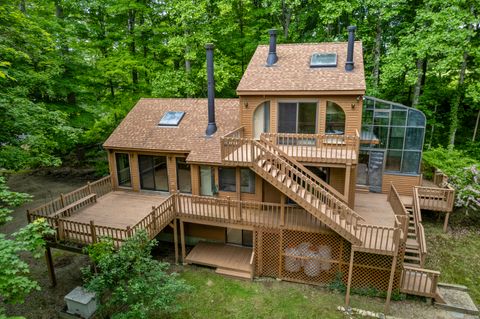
left=103, top=98, right=240, bottom=164
left=237, top=41, right=366, bottom=94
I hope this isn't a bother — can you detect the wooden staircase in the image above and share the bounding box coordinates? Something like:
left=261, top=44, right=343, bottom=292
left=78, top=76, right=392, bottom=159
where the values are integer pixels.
left=250, top=140, right=364, bottom=245
left=404, top=208, right=422, bottom=267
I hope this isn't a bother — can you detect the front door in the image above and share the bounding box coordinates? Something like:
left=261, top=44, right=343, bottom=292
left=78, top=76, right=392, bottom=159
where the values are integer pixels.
left=368, top=150, right=384, bottom=193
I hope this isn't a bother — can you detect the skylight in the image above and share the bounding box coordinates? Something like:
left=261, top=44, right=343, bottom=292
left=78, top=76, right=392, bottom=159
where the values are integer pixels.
left=310, top=53, right=337, bottom=68
left=158, top=111, right=185, bottom=126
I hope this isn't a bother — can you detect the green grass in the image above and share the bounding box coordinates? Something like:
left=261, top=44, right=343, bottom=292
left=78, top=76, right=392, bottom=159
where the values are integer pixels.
left=423, top=218, right=480, bottom=305
left=173, top=267, right=389, bottom=319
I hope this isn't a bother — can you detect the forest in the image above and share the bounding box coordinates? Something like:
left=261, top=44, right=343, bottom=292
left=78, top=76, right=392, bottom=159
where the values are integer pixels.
left=0, top=0, right=479, bottom=173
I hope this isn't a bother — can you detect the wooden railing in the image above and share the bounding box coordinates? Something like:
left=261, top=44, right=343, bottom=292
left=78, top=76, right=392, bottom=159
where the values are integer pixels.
left=260, top=136, right=348, bottom=203
left=131, top=195, right=176, bottom=239
left=261, top=131, right=359, bottom=164
left=400, top=266, right=440, bottom=298
left=433, top=169, right=449, bottom=187
left=415, top=186, right=455, bottom=213
left=355, top=224, right=399, bottom=254
left=387, top=184, right=409, bottom=240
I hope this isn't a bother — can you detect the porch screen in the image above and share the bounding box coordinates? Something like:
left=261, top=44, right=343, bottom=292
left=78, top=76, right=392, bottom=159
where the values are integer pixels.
left=115, top=153, right=131, bottom=187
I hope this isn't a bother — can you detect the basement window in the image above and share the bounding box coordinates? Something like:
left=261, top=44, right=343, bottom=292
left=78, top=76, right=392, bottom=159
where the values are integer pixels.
left=158, top=111, right=185, bottom=126
left=310, top=53, right=337, bottom=68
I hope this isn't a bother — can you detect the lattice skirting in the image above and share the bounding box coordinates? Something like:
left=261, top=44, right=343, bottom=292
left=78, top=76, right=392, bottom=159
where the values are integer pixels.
left=254, top=228, right=403, bottom=292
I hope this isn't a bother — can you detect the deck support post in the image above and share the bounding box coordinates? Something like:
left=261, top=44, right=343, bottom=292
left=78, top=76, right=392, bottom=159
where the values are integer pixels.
left=280, top=194, right=285, bottom=227
left=384, top=253, right=398, bottom=313
left=344, top=164, right=351, bottom=204
left=180, top=219, right=186, bottom=264
left=173, top=218, right=179, bottom=264
left=45, top=246, right=56, bottom=287
left=443, top=213, right=450, bottom=232
left=345, top=248, right=355, bottom=306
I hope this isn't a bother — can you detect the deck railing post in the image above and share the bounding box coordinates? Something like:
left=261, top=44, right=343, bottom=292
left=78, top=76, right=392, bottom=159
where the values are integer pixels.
left=60, top=193, right=65, bottom=208
left=87, top=181, right=92, bottom=194
left=126, top=226, right=132, bottom=238
left=56, top=217, right=64, bottom=241
left=90, top=220, right=97, bottom=244
left=227, top=196, right=231, bottom=221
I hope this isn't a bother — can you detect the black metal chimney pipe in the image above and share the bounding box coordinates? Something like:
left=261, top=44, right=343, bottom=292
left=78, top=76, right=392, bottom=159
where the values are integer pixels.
left=205, top=43, right=217, bottom=136
left=266, top=29, right=278, bottom=66
left=345, top=26, right=356, bottom=72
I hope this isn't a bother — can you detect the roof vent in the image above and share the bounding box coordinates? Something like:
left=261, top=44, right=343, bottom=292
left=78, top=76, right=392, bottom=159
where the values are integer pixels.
left=159, top=111, right=185, bottom=126
left=345, top=26, right=356, bottom=71
left=266, top=29, right=278, bottom=66
left=310, top=53, right=337, bottom=68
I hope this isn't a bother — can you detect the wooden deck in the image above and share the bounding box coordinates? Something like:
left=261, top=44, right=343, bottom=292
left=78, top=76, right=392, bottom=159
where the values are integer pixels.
left=65, top=191, right=167, bottom=228
left=185, top=242, right=253, bottom=277
left=354, top=192, right=406, bottom=227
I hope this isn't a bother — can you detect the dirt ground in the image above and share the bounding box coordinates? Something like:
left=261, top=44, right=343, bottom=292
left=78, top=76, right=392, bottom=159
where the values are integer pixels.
left=2, top=173, right=477, bottom=319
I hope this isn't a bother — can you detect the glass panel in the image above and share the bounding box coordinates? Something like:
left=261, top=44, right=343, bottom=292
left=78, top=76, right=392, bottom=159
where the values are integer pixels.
left=375, top=101, right=390, bottom=109
left=405, top=127, right=424, bottom=150
left=159, top=111, right=185, bottom=126
left=388, top=127, right=405, bottom=149
left=310, top=53, right=337, bottom=67
left=240, top=169, right=255, bottom=193
left=200, top=166, right=214, bottom=196
left=401, top=151, right=421, bottom=174
left=116, top=153, right=131, bottom=187
left=176, top=158, right=191, bottom=193
left=242, top=230, right=253, bottom=247
left=219, top=168, right=236, bottom=192
left=264, top=102, right=270, bottom=133
left=326, top=101, right=345, bottom=134
left=408, top=109, right=425, bottom=126
left=139, top=155, right=155, bottom=190
left=385, top=150, right=402, bottom=172
left=362, top=109, right=374, bottom=125
left=226, top=228, right=242, bottom=245
left=365, top=98, right=375, bottom=110
left=278, top=102, right=297, bottom=133
left=298, top=102, right=317, bottom=134
left=373, top=110, right=390, bottom=125
left=373, top=126, right=388, bottom=148
left=153, top=156, right=168, bottom=191
left=391, top=111, right=407, bottom=126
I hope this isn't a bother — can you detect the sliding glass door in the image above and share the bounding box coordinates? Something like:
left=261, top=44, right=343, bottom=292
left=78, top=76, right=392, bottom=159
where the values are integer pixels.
left=116, top=153, right=131, bottom=187
left=278, top=102, right=317, bottom=145
left=138, top=155, right=169, bottom=191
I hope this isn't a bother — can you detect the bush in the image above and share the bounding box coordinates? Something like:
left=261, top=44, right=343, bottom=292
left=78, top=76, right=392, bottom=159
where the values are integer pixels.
left=82, top=232, right=191, bottom=319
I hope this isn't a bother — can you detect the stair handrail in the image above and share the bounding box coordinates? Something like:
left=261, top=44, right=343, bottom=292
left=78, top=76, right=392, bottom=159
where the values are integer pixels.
left=259, top=135, right=348, bottom=203
left=252, top=140, right=365, bottom=226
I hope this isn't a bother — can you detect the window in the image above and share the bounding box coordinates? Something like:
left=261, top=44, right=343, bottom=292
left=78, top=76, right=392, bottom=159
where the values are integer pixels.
left=200, top=166, right=215, bottom=196
left=240, top=169, right=255, bottom=193
left=278, top=102, right=317, bottom=134
left=219, top=168, right=236, bottom=192
left=139, top=155, right=168, bottom=191
left=325, top=101, right=345, bottom=134
left=310, top=53, right=337, bottom=67
left=158, top=111, right=185, bottom=126
left=176, top=158, right=191, bottom=193
left=115, top=153, right=131, bottom=187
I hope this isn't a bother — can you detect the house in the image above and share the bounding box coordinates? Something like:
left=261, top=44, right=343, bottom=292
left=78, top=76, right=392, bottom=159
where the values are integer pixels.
left=28, top=27, right=455, bottom=311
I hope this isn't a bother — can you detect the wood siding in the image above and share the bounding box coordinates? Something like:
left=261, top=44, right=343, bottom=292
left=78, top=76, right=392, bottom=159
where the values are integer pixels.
left=382, top=173, right=422, bottom=196
left=239, top=95, right=362, bottom=139
left=184, top=223, right=226, bottom=242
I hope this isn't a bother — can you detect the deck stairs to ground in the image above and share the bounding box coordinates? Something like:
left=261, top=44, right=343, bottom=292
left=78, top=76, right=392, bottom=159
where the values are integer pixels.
left=247, top=138, right=365, bottom=245
left=404, top=208, right=422, bottom=267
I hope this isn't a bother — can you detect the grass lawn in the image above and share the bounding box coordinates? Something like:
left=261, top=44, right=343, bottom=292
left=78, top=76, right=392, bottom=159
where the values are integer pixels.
left=423, top=216, right=480, bottom=305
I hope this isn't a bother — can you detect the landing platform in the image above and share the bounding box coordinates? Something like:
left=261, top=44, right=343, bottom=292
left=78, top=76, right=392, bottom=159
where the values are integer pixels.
left=185, top=242, right=253, bottom=274
left=354, top=192, right=402, bottom=227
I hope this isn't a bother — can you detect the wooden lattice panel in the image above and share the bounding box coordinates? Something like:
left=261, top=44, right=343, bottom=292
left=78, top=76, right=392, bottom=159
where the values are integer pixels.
left=279, top=230, right=348, bottom=285
left=254, top=229, right=280, bottom=278
left=351, top=252, right=394, bottom=291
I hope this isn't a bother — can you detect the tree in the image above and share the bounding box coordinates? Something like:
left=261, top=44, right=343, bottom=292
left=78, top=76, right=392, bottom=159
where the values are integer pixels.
left=82, top=231, right=191, bottom=319
left=0, top=177, right=55, bottom=307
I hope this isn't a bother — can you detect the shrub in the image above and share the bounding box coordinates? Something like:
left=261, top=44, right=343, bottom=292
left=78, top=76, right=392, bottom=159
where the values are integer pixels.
left=82, top=232, right=191, bottom=319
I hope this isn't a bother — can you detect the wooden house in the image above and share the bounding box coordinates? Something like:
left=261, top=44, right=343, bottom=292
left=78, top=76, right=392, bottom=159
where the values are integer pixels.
left=29, top=27, right=456, bottom=310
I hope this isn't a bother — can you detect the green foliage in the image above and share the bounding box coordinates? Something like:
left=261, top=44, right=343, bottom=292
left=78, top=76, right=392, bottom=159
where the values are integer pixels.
left=0, top=177, right=31, bottom=224
left=327, top=272, right=346, bottom=293
left=423, top=147, right=480, bottom=211
left=82, top=232, right=191, bottom=318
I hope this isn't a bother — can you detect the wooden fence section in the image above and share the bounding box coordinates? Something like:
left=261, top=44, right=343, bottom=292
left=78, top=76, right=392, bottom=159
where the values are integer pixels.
left=415, top=186, right=455, bottom=213
left=261, top=131, right=359, bottom=164
left=387, top=184, right=409, bottom=238
left=354, top=224, right=399, bottom=255
left=400, top=266, right=440, bottom=298
left=131, top=196, right=176, bottom=239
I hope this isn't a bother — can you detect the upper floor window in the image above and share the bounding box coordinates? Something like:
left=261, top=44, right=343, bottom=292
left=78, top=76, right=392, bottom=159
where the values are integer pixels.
left=219, top=167, right=236, bottom=192
left=278, top=102, right=317, bottom=134
left=325, top=101, right=345, bottom=134
left=240, top=169, right=255, bottom=193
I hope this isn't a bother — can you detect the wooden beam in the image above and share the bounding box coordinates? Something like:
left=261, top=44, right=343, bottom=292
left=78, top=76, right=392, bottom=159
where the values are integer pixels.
left=344, top=164, right=351, bottom=203
left=384, top=254, right=398, bottom=313
left=173, top=218, right=179, bottom=264
left=345, top=248, right=355, bottom=306
left=45, top=246, right=56, bottom=287
left=443, top=213, right=450, bottom=232
left=180, top=219, right=186, bottom=264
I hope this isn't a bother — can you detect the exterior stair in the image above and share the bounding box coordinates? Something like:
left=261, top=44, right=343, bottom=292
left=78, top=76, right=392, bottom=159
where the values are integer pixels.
left=250, top=139, right=364, bottom=245
left=404, top=208, right=422, bottom=267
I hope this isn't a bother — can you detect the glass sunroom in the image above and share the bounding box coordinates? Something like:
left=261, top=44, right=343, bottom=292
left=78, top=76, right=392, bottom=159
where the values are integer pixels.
left=357, top=96, right=426, bottom=192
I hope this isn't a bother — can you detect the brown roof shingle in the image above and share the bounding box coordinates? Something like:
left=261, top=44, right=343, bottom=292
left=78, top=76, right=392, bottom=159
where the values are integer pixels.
left=103, top=98, right=240, bottom=164
left=237, top=41, right=366, bottom=93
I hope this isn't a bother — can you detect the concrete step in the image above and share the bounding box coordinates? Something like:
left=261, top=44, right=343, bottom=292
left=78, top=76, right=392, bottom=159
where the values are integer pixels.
left=435, top=283, right=479, bottom=315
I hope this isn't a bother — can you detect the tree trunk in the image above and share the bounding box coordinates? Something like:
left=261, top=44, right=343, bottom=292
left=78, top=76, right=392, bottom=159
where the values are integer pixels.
left=412, top=59, right=424, bottom=108
left=280, top=0, right=292, bottom=40
left=128, top=10, right=138, bottom=87
left=372, top=19, right=382, bottom=89
left=19, top=0, right=26, bottom=13
left=473, top=109, right=480, bottom=142
left=448, top=51, right=468, bottom=148
left=428, top=104, right=437, bottom=149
